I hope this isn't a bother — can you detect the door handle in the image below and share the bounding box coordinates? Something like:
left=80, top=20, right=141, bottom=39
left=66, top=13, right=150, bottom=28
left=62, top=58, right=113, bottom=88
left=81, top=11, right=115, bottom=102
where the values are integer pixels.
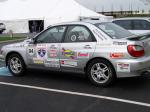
left=84, top=45, right=92, bottom=49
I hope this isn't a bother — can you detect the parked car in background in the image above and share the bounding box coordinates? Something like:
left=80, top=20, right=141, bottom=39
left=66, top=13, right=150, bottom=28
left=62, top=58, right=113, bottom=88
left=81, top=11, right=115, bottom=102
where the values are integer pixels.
left=112, top=17, right=150, bottom=35
left=0, top=21, right=150, bottom=87
left=0, top=23, right=6, bottom=34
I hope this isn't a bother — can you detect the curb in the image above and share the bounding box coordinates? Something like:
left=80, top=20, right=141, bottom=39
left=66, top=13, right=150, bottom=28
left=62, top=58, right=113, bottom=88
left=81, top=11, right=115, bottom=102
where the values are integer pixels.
left=0, top=38, right=25, bottom=44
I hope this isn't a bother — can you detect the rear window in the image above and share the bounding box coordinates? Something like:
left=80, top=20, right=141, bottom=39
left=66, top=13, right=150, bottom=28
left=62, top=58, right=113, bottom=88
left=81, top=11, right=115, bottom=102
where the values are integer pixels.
left=95, top=22, right=134, bottom=39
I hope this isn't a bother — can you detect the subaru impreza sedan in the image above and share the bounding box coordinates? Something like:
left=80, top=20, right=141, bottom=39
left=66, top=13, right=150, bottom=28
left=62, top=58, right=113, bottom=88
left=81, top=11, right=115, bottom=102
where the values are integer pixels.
left=0, top=21, right=150, bottom=86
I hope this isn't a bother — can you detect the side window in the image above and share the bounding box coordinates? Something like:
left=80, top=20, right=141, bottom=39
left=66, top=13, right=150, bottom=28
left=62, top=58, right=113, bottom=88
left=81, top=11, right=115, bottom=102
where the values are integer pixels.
left=64, top=25, right=93, bottom=42
left=35, top=26, right=66, bottom=43
left=133, top=20, right=150, bottom=30
left=113, top=20, right=132, bottom=30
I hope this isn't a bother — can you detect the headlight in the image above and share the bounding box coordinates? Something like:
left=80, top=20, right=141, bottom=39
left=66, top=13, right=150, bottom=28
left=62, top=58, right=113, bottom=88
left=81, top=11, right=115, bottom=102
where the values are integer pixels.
left=0, top=48, right=3, bottom=55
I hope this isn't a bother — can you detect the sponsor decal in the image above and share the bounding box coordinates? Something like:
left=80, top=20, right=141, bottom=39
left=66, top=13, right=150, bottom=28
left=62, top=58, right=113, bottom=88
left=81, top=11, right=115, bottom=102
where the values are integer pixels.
left=62, top=48, right=76, bottom=59
left=37, top=48, right=46, bottom=58
left=27, top=48, right=35, bottom=56
left=12, top=45, right=25, bottom=48
left=49, top=45, right=58, bottom=58
left=113, top=41, right=127, bottom=45
left=117, top=62, right=130, bottom=72
left=33, top=58, right=44, bottom=64
left=37, top=44, right=46, bottom=47
left=110, top=53, right=124, bottom=59
left=49, top=49, right=57, bottom=58
left=45, top=59, right=60, bottom=68
left=50, top=45, right=57, bottom=50
left=78, top=52, right=89, bottom=58
left=93, top=29, right=106, bottom=40
left=61, top=60, right=77, bottom=67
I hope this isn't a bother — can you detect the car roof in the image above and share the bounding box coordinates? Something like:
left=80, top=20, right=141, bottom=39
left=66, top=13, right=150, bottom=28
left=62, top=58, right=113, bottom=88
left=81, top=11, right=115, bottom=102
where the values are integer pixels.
left=48, top=20, right=105, bottom=28
left=113, top=17, right=150, bottom=21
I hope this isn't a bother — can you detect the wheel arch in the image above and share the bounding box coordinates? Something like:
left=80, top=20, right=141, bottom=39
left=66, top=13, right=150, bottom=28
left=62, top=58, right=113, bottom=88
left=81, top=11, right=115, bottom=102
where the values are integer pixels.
left=84, top=57, right=116, bottom=74
left=5, top=51, right=26, bottom=66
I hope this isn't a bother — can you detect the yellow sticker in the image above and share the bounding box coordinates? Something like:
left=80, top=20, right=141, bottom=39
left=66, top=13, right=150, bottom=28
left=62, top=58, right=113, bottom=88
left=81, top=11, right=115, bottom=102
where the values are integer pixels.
left=33, top=59, right=44, bottom=64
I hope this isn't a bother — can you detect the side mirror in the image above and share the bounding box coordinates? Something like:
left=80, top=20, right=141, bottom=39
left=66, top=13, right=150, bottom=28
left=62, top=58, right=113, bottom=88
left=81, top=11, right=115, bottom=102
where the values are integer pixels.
left=29, top=38, right=36, bottom=44
left=24, top=38, right=35, bottom=44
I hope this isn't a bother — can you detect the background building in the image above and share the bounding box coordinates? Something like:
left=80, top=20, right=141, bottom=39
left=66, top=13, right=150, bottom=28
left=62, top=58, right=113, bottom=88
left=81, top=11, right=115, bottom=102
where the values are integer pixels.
left=76, top=0, right=150, bottom=17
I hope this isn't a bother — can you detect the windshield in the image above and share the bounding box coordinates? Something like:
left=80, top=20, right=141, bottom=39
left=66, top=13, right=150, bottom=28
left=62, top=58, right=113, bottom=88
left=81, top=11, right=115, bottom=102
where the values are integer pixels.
left=95, top=22, right=134, bottom=39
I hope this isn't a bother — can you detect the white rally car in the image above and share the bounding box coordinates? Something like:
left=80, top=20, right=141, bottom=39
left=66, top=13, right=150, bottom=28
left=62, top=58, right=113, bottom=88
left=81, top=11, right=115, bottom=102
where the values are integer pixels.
left=0, top=21, right=150, bottom=86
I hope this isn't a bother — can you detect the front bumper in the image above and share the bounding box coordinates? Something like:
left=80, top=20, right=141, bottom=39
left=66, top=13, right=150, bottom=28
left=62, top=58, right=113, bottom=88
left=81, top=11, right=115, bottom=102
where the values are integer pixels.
left=113, top=56, right=150, bottom=78
left=0, top=55, right=5, bottom=64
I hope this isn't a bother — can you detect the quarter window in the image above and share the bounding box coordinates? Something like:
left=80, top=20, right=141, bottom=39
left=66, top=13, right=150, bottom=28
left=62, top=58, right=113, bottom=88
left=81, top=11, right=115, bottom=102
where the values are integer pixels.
left=64, top=25, right=93, bottom=42
left=35, top=26, right=66, bottom=43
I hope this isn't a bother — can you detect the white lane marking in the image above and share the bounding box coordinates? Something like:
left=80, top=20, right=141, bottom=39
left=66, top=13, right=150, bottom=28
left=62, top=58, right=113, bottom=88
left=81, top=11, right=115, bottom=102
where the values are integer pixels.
left=0, top=81, right=150, bottom=107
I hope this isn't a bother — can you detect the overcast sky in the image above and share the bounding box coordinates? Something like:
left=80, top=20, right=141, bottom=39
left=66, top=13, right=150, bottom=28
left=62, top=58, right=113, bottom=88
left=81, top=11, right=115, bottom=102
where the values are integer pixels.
left=0, top=0, right=149, bottom=12
left=76, top=0, right=150, bottom=12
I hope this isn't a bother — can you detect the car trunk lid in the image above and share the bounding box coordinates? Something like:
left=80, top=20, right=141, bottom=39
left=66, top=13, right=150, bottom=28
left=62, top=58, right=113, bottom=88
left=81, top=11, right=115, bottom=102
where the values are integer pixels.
left=126, top=33, right=150, bottom=57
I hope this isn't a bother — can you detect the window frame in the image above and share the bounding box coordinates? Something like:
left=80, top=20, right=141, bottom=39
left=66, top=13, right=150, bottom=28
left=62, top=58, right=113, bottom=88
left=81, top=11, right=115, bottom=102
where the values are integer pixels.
left=62, top=24, right=96, bottom=43
left=34, top=25, right=67, bottom=44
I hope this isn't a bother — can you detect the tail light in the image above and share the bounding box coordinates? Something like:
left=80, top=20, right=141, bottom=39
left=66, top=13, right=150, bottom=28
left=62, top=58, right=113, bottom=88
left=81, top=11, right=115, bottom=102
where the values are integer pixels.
left=127, top=45, right=144, bottom=57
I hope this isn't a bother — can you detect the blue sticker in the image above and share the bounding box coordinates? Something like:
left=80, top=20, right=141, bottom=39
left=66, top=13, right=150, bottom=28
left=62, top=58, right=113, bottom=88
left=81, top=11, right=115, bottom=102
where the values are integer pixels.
left=38, top=48, right=46, bottom=57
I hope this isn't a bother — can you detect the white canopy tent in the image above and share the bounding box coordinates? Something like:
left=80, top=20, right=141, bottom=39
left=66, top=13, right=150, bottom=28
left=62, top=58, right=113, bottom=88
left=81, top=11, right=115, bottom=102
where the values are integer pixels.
left=0, top=0, right=109, bottom=33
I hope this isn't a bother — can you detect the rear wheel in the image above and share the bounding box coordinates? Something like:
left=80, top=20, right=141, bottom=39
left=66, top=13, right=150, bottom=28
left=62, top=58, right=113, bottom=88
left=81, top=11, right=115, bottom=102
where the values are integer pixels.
left=87, top=59, right=116, bottom=87
left=7, top=54, right=26, bottom=76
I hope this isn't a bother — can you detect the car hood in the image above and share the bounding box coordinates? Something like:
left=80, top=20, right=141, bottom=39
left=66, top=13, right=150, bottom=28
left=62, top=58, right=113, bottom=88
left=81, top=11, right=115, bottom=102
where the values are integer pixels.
left=4, top=41, right=27, bottom=48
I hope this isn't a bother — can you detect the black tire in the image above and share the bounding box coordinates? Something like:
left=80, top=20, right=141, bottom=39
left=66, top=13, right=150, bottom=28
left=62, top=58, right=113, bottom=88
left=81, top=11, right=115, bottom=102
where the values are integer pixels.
left=7, top=54, right=26, bottom=76
left=87, top=59, right=116, bottom=87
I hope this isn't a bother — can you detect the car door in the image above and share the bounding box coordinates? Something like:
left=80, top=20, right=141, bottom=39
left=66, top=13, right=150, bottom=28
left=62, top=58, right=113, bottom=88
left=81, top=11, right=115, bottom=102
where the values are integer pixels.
left=60, top=25, right=97, bottom=72
left=26, top=26, right=67, bottom=70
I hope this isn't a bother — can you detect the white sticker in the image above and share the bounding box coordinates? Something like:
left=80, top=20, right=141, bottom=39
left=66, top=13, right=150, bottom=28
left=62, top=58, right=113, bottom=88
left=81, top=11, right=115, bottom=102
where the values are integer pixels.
left=28, top=47, right=35, bottom=56
left=45, top=59, right=60, bottom=68
left=61, top=60, right=77, bottom=67
left=117, top=62, right=130, bottom=72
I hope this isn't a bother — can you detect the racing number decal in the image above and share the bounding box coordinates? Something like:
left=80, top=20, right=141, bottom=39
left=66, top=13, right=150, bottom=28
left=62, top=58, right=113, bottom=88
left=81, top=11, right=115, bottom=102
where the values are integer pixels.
left=28, top=48, right=35, bottom=56
left=29, top=48, right=34, bottom=54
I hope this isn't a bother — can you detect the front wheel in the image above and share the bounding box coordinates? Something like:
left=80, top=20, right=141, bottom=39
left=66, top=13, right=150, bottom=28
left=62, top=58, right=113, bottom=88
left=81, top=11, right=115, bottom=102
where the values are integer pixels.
left=7, top=54, right=26, bottom=76
left=87, top=59, right=116, bottom=87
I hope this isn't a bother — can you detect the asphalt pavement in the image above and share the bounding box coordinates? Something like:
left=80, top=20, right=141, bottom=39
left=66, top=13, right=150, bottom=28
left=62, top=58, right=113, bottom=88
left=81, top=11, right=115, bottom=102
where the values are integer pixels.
left=0, top=41, right=150, bottom=112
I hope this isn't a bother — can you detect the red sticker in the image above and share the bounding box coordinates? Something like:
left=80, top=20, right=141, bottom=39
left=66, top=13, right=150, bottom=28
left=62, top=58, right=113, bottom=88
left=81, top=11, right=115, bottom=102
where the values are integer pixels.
left=110, top=53, right=124, bottom=59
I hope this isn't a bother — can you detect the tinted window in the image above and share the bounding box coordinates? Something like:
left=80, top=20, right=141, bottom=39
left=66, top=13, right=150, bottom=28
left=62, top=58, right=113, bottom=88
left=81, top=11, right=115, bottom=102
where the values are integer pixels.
left=132, top=20, right=150, bottom=30
left=36, top=26, right=66, bottom=43
left=64, top=26, right=93, bottom=42
left=113, top=20, right=132, bottom=30
left=95, top=22, right=134, bottom=39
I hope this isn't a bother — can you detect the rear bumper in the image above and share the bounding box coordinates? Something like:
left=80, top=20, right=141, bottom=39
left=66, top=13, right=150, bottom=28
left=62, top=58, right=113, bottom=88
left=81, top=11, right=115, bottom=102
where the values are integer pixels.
left=113, top=56, right=150, bottom=78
